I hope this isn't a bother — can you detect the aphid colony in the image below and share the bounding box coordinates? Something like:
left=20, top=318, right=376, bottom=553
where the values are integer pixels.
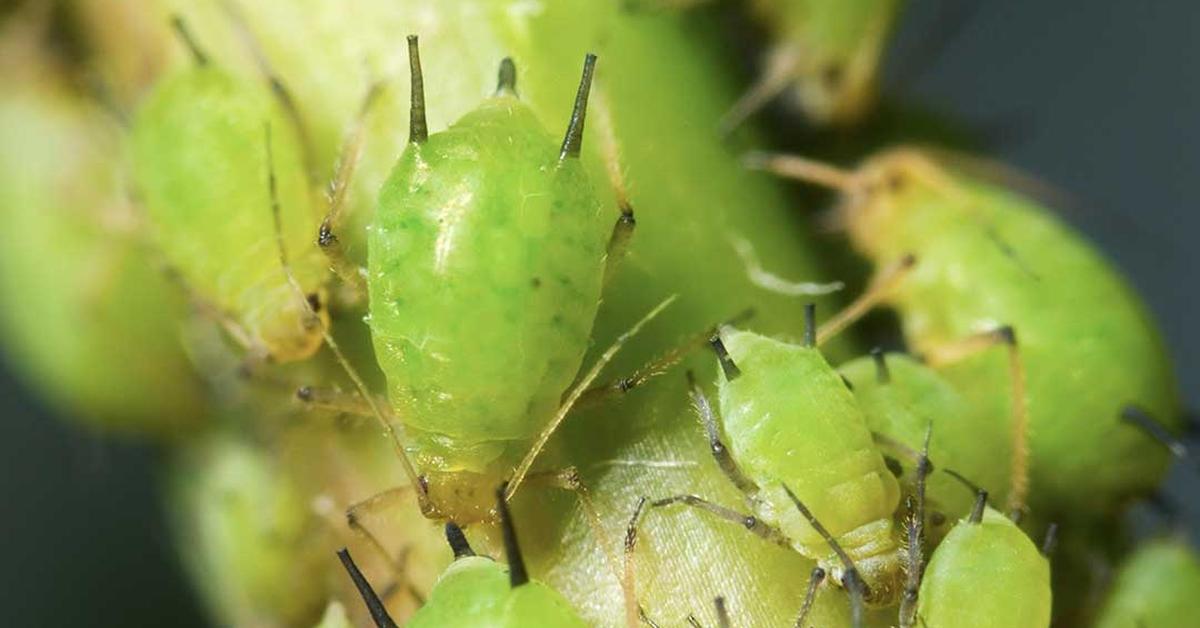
left=6, top=1, right=1193, bottom=627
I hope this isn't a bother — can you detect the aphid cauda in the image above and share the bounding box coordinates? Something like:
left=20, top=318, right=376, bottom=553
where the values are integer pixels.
left=751, top=147, right=1181, bottom=518
left=339, top=487, right=588, bottom=627
left=1094, top=538, right=1200, bottom=628
left=130, top=18, right=330, bottom=363
left=721, top=0, right=905, bottom=131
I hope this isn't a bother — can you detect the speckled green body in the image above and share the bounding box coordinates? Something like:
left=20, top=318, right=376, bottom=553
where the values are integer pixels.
left=407, top=556, right=588, bottom=628
left=718, top=329, right=901, bottom=603
left=1094, top=539, right=1200, bottom=628
left=131, top=66, right=328, bottom=362
left=845, top=150, right=1179, bottom=517
left=368, top=94, right=607, bottom=483
left=0, top=67, right=205, bottom=435
left=840, top=353, right=1009, bottom=523
left=918, top=507, right=1051, bottom=628
left=749, top=0, right=903, bottom=124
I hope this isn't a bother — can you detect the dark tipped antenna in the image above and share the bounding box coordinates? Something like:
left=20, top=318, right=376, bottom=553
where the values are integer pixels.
left=1041, top=523, right=1059, bottom=557
left=496, top=57, right=518, bottom=96
left=782, top=485, right=868, bottom=628
left=709, top=334, right=742, bottom=381
left=559, top=53, right=598, bottom=161
left=794, top=566, right=826, bottom=628
left=170, top=15, right=209, bottom=66
left=714, top=596, right=731, bottom=628
left=803, top=303, right=817, bottom=348
left=1121, top=405, right=1188, bottom=459
left=871, top=347, right=891, bottom=384
left=496, top=484, right=529, bottom=588
left=444, top=522, right=475, bottom=559
left=944, top=468, right=988, bottom=524
left=406, top=35, right=428, bottom=144
left=337, top=548, right=399, bottom=628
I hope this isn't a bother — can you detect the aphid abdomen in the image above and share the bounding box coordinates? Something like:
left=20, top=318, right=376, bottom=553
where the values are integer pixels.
left=369, top=98, right=608, bottom=476
left=918, top=507, right=1051, bottom=628
left=131, top=68, right=327, bottom=361
left=716, top=330, right=901, bottom=598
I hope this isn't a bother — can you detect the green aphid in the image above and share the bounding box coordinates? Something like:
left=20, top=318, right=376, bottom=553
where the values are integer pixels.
left=916, top=484, right=1052, bottom=628
left=840, top=350, right=1011, bottom=528
left=1094, top=538, right=1200, bottom=628
left=340, top=487, right=587, bottom=628
left=364, top=40, right=647, bottom=524
left=131, top=19, right=329, bottom=363
left=754, top=147, right=1181, bottom=519
left=721, top=0, right=905, bottom=131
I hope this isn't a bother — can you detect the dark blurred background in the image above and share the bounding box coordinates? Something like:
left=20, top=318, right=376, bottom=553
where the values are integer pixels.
left=1, top=1, right=1197, bottom=625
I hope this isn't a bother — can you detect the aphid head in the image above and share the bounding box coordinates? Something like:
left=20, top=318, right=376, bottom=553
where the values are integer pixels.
left=837, top=149, right=952, bottom=260
left=250, top=285, right=329, bottom=362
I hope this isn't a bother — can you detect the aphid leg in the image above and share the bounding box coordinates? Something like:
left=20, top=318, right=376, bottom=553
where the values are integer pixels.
left=714, top=596, right=731, bottom=628
left=943, top=469, right=989, bottom=523
left=624, top=497, right=649, bottom=628
left=1121, top=405, right=1188, bottom=460
left=218, top=0, right=320, bottom=186
left=794, top=566, right=827, bottom=628
left=742, top=152, right=858, bottom=192
left=344, top=486, right=426, bottom=602
left=506, top=295, right=677, bottom=500
left=815, top=254, right=917, bottom=346
left=898, top=426, right=933, bottom=628
left=591, top=88, right=637, bottom=287
left=718, top=48, right=801, bottom=136
left=781, top=485, right=869, bottom=628
left=337, top=548, right=399, bottom=628
left=264, top=124, right=428, bottom=512
left=295, top=385, right=384, bottom=418
left=158, top=258, right=268, bottom=364
left=576, top=308, right=754, bottom=409
left=648, top=494, right=791, bottom=547
left=923, top=326, right=1030, bottom=516
left=686, top=370, right=758, bottom=494
left=317, top=81, right=385, bottom=298
left=169, top=15, right=209, bottom=66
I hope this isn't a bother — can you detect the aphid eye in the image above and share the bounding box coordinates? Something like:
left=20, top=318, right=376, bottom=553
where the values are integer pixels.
left=821, top=63, right=845, bottom=89
left=742, top=516, right=757, bottom=530
left=887, top=173, right=907, bottom=192
left=883, top=455, right=903, bottom=478
left=305, top=293, right=322, bottom=313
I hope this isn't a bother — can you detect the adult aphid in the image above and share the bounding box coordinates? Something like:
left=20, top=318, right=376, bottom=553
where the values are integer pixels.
left=299, top=38, right=673, bottom=529
left=750, top=147, right=1181, bottom=519
left=720, top=0, right=905, bottom=131
left=130, top=16, right=332, bottom=363
left=338, top=486, right=588, bottom=627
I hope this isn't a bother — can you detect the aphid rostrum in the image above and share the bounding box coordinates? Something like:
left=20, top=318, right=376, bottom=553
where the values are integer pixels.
left=721, top=0, right=905, bottom=131
left=130, top=17, right=330, bottom=363
left=751, top=147, right=1181, bottom=518
left=339, top=487, right=588, bottom=627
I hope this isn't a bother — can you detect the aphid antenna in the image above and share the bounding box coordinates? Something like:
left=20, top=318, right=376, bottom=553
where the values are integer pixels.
left=1121, top=405, right=1188, bottom=460
left=560, top=53, right=598, bottom=162
left=445, top=522, right=475, bottom=559
left=942, top=468, right=988, bottom=524
left=496, top=57, right=518, bottom=96
left=263, top=123, right=426, bottom=506
left=714, top=596, right=731, bottom=628
left=794, top=566, right=827, bottom=628
left=782, top=484, right=868, bottom=628
left=623, top=497, right=648, bottom=628
left=687, top=370, right=757, bottom=494
left=708, top=333, right=742, bottom=381
left=815, top=254, right=917, bottom=346
left=717, top=52, right=799, bottom=137
left=802, top=303, right=817, bottom=348
left=337, top=548, right=399, bottom=628
left=406, top=35, right=428, bottom=144
left=496, top=483, right=530, bottom=588
left=743, top=151, right=857, bottom=193
left=1041, top=523, right=1059, bottom=557
left=169, top=15, right=209, bottom=66
left=870, top=347, right=891, bottom=384
left=506, top=295, right=677, bottom=500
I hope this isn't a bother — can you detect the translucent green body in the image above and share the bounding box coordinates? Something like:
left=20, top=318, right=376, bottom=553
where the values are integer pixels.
left=718, top=329, right=901, bottom=603
left=846, top=150, right=1179, bottom=517
left=918, top=507, right=1051, bottom=628
left=131, top=66, right=328, bottom=362
left=0, top=69, right=205, bottom=435
left=368, top=94, right=607, bottom=498
left=840, top=353, right=1009, bottom=524
left=1094, top=539, right=1200, bottom=628
left=407, top=556, right=587, bottom=627
left=749, top=0, right=903, bottom=124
